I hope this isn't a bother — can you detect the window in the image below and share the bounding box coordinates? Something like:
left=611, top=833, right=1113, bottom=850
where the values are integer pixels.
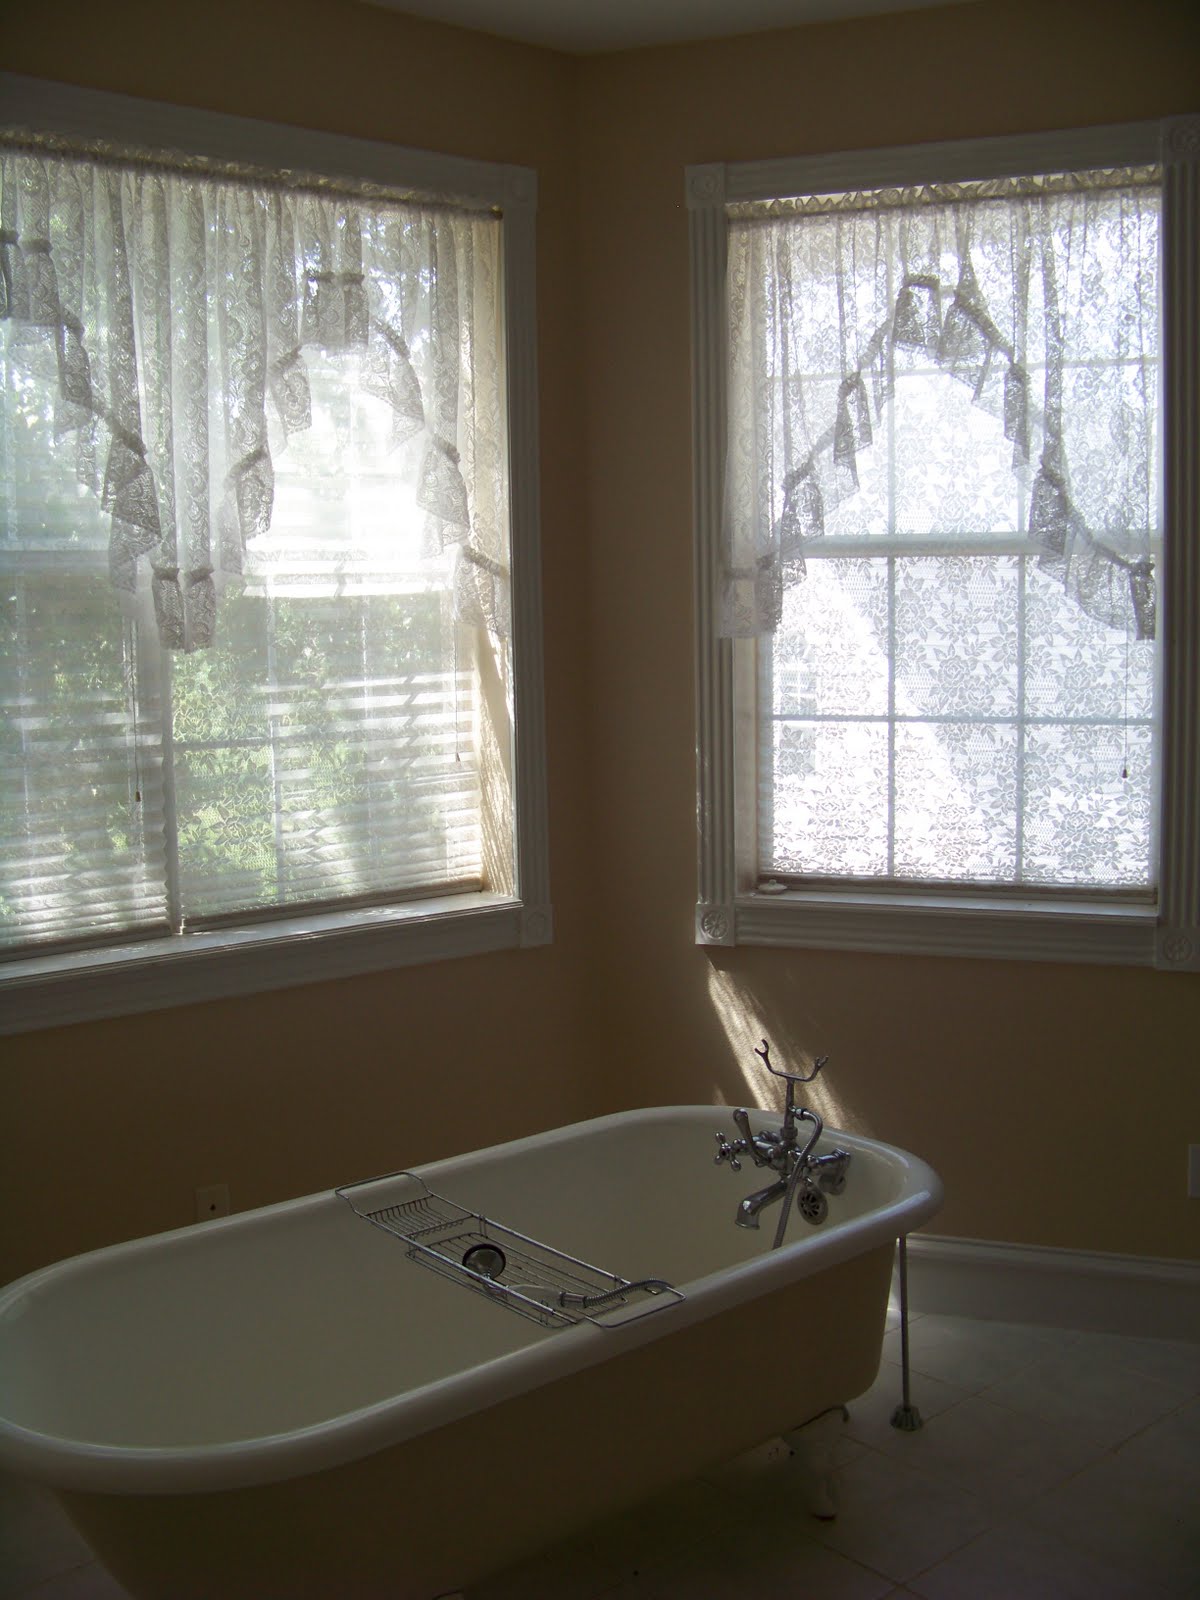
left=0, top=75, right=550, bottom=1031
left=688, top=121, right=1200, bottom=968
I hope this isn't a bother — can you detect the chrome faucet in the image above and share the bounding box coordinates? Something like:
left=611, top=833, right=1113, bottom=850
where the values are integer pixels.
left=714, top=1041, right=851, bottom=1246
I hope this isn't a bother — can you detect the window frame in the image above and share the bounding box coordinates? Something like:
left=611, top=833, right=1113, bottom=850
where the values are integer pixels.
left=688, top=119, right=1200, bottom=970
left=0, top=72, right=552, bottom=1032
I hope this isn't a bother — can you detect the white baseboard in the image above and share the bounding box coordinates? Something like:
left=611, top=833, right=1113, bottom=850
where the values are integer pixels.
left=900, top=1234, right=1200, bottom=1343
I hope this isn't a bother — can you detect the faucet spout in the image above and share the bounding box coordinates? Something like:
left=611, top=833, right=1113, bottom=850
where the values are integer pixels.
left=735, top=1178, right=789, bottom=1228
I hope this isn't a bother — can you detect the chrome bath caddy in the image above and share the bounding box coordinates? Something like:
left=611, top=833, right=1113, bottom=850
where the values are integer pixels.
left=337, top=1170, right=684, bottom=1330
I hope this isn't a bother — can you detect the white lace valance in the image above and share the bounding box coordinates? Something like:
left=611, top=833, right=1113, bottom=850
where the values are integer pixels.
left=0, top=134, right=508, bottom=648
left=723, top=168, right=1161, bottom=640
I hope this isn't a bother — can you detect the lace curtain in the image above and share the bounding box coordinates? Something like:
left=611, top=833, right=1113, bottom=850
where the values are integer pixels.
left=723, top=170, right=1161, bottom=640
left=0, top=136, right=508, bottom=649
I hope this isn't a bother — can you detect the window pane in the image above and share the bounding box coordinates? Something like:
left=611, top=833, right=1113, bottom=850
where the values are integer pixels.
left=892, top=373, right=1021, bottom=538
left=1024, top=561, right=1155, bottom=721
left=1060, top=362, right=1158, bottom=551
left=765, top=719, right=890, bottom=877
left=1023, top=722, right=1154, bottom=888
left=171, top=583, right=480, bottom=927
left=772, top=559, right=889, bottom=719
left=894, top=556, right=1020, bottom=718
left=0, top=575, right=168, bottom=947
left=894, top=721, right=1018, bottom=881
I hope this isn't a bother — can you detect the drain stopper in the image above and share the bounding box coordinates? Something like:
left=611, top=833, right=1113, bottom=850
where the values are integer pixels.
left=462, top=1242, right=507, bottom=1280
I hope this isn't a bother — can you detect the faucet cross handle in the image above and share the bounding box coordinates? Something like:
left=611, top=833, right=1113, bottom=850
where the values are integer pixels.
left=714, top=1132, right=744, bottom=1171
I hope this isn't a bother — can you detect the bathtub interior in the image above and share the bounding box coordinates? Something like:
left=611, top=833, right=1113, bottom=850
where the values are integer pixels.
left=0, top=1199, right=558, bottom=1450
left=426, top=1107, right=916, bottom=1285
left=0, top=1108, right=921, bottom=1459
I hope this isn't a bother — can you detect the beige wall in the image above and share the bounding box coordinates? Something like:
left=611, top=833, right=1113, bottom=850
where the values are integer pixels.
left=1, top=0, right=1198, bottom=1284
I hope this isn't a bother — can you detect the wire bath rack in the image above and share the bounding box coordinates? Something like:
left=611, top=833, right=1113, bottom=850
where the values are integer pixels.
left=336, top=1170, right=684, bottom=1330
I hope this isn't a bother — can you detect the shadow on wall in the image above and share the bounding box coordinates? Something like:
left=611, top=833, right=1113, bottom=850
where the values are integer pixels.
left=705, top=955, right=876, bottom=1138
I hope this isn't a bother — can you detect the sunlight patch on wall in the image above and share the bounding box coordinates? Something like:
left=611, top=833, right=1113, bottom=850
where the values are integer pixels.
left=705, top=960, right=874, bottom=1136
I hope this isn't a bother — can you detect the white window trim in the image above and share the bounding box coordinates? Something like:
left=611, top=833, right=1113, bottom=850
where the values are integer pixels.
left=688, top=119, right=1200, bottom=970
left=0, top=74, right=552, bottom=1033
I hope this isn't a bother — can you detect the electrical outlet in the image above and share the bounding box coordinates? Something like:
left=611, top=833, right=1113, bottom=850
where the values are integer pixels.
left=195, top=1184, right=230, bottom=1222
left=1189, top=1146, right=1200, bottom=1200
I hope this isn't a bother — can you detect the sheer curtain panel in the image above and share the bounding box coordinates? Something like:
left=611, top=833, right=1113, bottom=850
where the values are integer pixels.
left=722, top=171, right=1160, bottom=642
left=1, top=134, right=514, bottom=951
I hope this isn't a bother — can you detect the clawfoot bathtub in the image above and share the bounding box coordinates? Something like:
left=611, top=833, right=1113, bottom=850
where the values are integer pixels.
left=0, top=1106, right=941, bottom=1598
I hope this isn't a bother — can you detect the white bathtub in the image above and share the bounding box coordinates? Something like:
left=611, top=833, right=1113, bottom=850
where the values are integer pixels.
left=0, top=1106, right=941, bottom=1599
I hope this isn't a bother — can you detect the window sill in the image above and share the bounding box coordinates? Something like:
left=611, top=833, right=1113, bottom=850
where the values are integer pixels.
left=696, top=889, right=1186, bottom=968
left=0, top=893, right=554, bottom=1036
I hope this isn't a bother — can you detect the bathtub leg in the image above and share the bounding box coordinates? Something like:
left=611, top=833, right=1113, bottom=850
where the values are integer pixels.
left=890, top=1234, right=924, bottom=1433
left=790, top=1403, right=849, bottom=1520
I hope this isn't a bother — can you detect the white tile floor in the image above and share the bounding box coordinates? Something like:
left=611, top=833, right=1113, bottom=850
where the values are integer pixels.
left=3, top=1308, right=1197, bottom=1599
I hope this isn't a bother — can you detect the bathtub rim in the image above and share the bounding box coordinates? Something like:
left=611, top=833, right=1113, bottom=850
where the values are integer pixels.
left=0, top=1106, right=942, bottom=1495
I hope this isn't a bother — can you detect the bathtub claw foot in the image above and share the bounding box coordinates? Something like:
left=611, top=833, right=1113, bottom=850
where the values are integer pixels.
left=808, top=1472, right=838, bottom=1520
left=791, top=1403, right=848, bottom=1521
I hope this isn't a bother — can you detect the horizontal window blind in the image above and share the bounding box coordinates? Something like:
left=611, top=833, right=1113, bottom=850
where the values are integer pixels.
left=168, top=590, right=482, bottom=928
left=1, top=572, right=171, bottom=947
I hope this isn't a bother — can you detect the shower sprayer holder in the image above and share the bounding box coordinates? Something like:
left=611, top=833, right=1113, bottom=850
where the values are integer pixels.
left=756, top=1039, right=828, bottom=1141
